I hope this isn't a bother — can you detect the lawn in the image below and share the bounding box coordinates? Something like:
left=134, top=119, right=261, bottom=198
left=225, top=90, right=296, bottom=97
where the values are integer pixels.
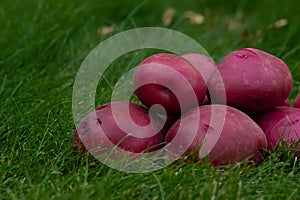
left=1, top=0, right=300, bottom=199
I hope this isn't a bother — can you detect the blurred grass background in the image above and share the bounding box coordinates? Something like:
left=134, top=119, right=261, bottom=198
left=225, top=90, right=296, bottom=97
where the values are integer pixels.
left=1, top=0, right=300, bottom=199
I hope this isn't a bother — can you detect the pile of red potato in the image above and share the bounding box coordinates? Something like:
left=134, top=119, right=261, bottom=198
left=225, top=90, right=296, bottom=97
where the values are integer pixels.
left=73, top=48, right=300, bottom=166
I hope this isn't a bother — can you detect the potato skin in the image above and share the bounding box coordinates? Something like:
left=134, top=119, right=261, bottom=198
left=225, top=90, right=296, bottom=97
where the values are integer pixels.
left=165, top=105, right=267, bottom=166
left=208, top=48, right=293, bottom=113
left=73, top=101, right=165, bottom=155
left=134, top=53, right=207, bottom=115
left=256, top=107, right=300, bottom=151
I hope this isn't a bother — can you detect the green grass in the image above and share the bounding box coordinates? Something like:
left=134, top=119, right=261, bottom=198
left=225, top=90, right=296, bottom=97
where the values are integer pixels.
left=1, top=0, right=300, bottom=199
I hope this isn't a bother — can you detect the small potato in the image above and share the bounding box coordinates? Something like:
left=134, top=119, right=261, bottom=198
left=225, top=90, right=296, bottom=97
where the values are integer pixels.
left=165, top=105, right=267, bottom=166
left=134, top=53, right=207, bottom=115
left=73, top=101, right=165, bottom=155
left=256, top=107, right=300, bottom=152
left=208, top=48, right=293, bottom=113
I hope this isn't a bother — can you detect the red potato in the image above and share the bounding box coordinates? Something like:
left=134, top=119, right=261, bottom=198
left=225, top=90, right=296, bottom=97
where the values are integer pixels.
left=208, top=48, right=293, bottom=113
left=165, top=105, right=267, bottom=166
left=256, top=107, right=300, bottom=151
left=73, top=101, right=166, bottom=155
left=294, top=94, right=300, bottom=108
left=134, top=53, right=207, bottom=115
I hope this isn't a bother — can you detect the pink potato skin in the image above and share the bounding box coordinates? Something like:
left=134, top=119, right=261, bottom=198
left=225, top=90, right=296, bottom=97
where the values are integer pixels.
left=165, top=105, right=267, bottom=166
left=256, top=107, right=300, bottom=151
left=134, top=53, right=207, bottom=115
left=208, top=48, right=293, bottom=113
left=73, top=101, right=165, bottom=155
left=294, top=94, right=300, bottom=108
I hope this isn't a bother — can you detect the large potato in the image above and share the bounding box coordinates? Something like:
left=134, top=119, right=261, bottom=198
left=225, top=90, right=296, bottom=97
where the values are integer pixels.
left=165, top=105, right=267, bottom=166
left=134, top=53, right=207, bottom=115
left=256, top=107, right=300, bottom=151
left=208, top=48, right=293, bottom=113
left=73, top=101, right=165, bottom=155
